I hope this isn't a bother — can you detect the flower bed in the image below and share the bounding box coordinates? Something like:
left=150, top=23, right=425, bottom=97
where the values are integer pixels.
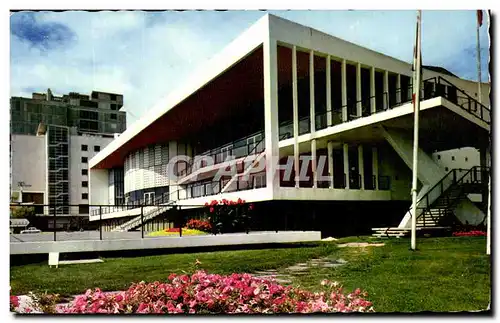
left=452, top=230, right=486, bottom=237
left=186, top=219, right=212, bottom=232
left=11, top=271, right=374, bottom=314
left=148, top=228, right=208, bottom=237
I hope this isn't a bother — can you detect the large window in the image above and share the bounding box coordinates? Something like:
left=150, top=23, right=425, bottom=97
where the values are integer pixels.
left=81, top=144, right=88, bottom=151
left=80, top=100, right=98, bottom=108
left=79, top=204, right=89, bottom=214
left=82, top=181, right=88, bottom=188
left=81, top=157, right=88, bottom=163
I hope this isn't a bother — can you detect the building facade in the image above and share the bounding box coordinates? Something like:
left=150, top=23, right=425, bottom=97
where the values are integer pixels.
left=88, top=15, right=491, bottom=236
left=10, top=89, right=126, bottom=136
left=10, top=89, right=127, bottom=230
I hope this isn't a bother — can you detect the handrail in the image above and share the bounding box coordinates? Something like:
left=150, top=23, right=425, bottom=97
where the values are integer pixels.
left=408, top=166, right=489, bottom=222
left=436, top=76, right=490, bottom=112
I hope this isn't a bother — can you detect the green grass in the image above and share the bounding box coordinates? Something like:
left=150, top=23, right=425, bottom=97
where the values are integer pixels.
left=10, top=237, right=490, bottom=312
left=10, top=242, right=336, bottom=297
left=291, top=237, right=490, bottom=312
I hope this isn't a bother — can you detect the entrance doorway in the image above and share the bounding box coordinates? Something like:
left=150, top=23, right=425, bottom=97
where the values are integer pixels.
left=144, top=192, right=155, bottom=205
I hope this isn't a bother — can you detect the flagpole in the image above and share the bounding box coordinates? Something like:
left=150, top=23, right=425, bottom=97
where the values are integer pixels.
left=476, top=10, right=482, bottom=104
left=411, top=10, right=422, bottom=251
left=483, top=10, right=491, bottom=256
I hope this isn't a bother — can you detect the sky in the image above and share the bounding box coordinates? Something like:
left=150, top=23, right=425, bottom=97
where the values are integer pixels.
left=10, top=10, right=490, bottom=126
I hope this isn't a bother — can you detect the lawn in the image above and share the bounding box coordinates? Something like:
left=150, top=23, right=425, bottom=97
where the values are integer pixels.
left=10, top=237, right=490, bottom=312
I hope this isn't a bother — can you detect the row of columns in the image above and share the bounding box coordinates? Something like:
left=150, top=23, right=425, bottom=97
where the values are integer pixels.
left=263, top=41, right=399, bottom=192
left=324, top=143, right=379, bottom=190
left=290, top=46, right=388, bottom=189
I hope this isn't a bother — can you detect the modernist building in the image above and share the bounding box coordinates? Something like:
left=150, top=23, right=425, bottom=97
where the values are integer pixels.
left=89, top=15, right=490, bottom=236
left=10, top=89, right=127, bottom=230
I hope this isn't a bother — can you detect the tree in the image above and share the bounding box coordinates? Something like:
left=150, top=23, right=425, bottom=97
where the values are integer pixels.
left=11, top=206, right=35, bottom=219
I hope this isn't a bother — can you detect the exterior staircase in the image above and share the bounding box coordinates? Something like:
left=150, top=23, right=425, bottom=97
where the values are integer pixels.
left=111, top=192, right=176, bottom=232
left=219, top=132, right=290, bottom=194
left=372, top=166, right=489, bottom=238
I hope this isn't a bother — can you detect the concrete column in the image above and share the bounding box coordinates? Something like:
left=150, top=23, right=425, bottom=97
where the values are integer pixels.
left=396, top=74, right=401, bottom=104
left=370, top=67, right=376, bottom=114
left=327, top=141, right=334, bottom=188
left=372, top=147, right=379, bottom=190
left=310, top=50, right=315, bottom=132
left=168, top=141, right=179, bottom=199
left=326, top=55, right=332, bottom=127
left=263, top=37, right=279, bottom=193
left=341, top=59, right=347, bottom=122
left=343, top=143, right=349, bottom=189
left=356, top=62, right=362, bottom=117
left=309, top=50, right=316, bottom=187
left=358, top=145, right=364, bottom=190
left=383, top=70, right=389, bottom=109
left=311, top=139, right=317, bottom=188
left=292, top=46, right=300, bottom=188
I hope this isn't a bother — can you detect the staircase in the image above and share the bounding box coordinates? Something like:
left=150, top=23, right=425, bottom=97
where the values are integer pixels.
left=111, top=192, right=176, bottom=232
left=219, top=132, right=290, bottom=194
left=372, top=166, right=489, bottom=238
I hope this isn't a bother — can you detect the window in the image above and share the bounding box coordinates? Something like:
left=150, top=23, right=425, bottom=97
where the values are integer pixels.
left=94, top=145, right=100, bottom=152
left=110, top=94, right=117, bottom=101
left=437, top=155, right=441, bottom=160
left=81, top=169, right=88, bottom=176
left=81, top=144, right=88, bottom=151
left=79, top=110, right=98, bottom=120
left=82, top=193, right=88, bottom=200
left=465, top=157, right=468, bottom=162
left=111, top=104, right=117, bottom=110
left=82, top=181, right=88, bottom=188
left=451, top=156, right=455, bottom=161
left=110, top=113, right=117, bottom=120
left=79, top=204, right=89, bottom=214
left=81, top=157, right=88, bottom=163
left=445, top=167, right=449, bottom=172
left=80, top=100, right=98, bottom=108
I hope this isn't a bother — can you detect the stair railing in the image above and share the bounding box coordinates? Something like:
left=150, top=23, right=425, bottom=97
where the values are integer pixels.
left=408, top=166, right=490, bottom=227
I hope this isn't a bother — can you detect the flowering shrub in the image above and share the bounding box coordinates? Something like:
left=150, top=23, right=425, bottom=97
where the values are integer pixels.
left=453, top=230, right=486, bottom=237
left=204, top=198, right=254, bottom=234
left=12, top=272, right=373, bottom=314
left=10, top=287, right=19, bottom=312
left=186, top=219, right=212, bottom=232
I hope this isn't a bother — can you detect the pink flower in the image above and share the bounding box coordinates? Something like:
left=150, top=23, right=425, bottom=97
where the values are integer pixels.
left=10, top=295, right=19, bottom=308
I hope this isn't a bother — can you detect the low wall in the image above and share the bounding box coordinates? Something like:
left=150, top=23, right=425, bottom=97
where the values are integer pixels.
left=10, top=231, right=322, bottom=255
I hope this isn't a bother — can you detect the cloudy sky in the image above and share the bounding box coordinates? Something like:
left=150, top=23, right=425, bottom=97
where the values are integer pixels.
left=10, top=10, right=490, bottom=126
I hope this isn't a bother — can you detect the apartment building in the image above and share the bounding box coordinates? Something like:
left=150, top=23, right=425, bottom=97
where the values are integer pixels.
left=88, top=15, right=490, bottom=237
left=10, top=89, right=127, bottom=230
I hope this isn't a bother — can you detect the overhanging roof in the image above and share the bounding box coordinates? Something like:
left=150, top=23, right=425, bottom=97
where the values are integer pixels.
left=90, top=13, right=490, bottom=170
left=90, top=15, right=271, bottom=170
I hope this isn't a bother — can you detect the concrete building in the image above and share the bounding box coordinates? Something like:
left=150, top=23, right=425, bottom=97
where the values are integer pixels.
left=10, top=89, right=126, bottom=135
left=10, top=89, right=127, bottom=230
left=88, top=15, right=490, bottom=236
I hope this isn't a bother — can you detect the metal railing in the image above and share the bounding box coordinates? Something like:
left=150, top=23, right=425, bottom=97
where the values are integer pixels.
left=407, top=166, right=490, bottom=226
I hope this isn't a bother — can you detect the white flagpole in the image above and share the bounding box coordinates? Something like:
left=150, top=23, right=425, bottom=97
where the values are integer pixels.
left=476, top=10, right=482, bottom=104
left=483, top=11, right=491, bottom=256
left=411, top=10, right=422, bottom=251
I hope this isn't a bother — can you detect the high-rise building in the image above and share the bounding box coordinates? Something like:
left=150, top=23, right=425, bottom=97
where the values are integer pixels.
left=10, top=89, right=126, bottom=135
left=10, top=89, right=127, bottom=230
